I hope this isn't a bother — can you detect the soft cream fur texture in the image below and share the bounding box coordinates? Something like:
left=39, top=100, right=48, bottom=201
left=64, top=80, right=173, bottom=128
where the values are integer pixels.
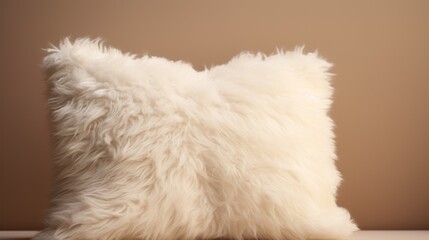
left=35, top=37, right=357, bottom=240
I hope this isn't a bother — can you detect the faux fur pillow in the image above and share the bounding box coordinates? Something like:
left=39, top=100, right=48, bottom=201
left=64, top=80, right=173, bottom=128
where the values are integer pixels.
left=36, top=38, right=357, bottom=240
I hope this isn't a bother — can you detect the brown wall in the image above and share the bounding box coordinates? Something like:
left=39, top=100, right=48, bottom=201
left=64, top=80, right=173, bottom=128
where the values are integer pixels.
left=1, top=0, right=428, bottom=230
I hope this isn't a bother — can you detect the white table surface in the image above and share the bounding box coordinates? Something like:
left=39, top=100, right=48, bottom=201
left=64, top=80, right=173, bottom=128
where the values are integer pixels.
left=0, top=230, right=428, bottom=239
left=350, top=230, right=429, bottom=240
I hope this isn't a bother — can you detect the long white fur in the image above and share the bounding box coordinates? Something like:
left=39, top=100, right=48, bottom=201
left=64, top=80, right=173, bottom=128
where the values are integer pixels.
left=35, top=37, right=357, bottom=240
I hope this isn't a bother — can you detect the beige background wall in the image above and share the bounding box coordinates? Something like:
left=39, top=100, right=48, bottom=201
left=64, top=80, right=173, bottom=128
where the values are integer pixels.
left=1, top=0, right=428, bottom=230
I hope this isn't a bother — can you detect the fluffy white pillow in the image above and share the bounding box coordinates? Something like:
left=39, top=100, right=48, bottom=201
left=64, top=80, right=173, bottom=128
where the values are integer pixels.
left=36, top=37, right=357, bottom=240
